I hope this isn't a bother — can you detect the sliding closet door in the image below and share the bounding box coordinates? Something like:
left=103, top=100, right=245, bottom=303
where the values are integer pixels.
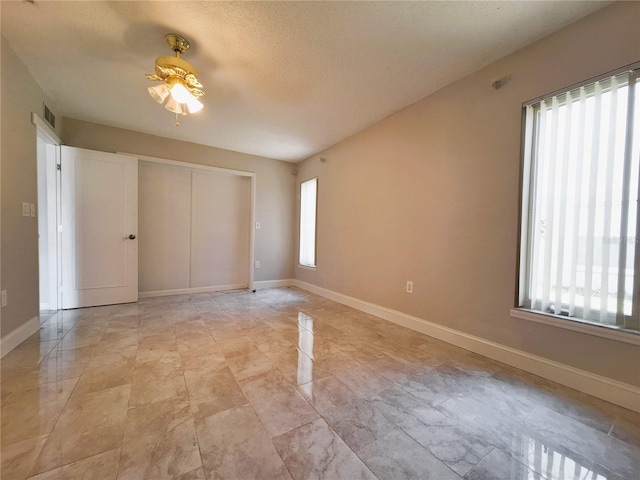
left=190, top=171, right=250, bottom=289
left=138, top=162, right=191, bottom=293
left=138, top=161, right=251, bottom=295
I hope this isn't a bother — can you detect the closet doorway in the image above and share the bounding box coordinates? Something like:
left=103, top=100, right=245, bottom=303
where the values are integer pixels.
left=133, top=154, right=255, bottom=297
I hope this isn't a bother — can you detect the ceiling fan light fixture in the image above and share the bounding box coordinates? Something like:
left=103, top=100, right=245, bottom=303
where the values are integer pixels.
left=186, top=96, right=203, bottom=114
left=146, top=33, right=204, bottom=124
left=148, top=83, right=169, bottom=104
left=165, top=96, right=185, bottom=114
left=169, top=81, right=192, bottom=103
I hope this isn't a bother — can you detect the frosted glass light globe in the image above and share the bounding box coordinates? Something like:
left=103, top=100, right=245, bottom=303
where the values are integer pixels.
left=170, top=82, right=191, bottom=103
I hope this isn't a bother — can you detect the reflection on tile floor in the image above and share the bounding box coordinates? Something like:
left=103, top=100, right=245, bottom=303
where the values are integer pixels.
left=1, top=287, right=639, bottom=479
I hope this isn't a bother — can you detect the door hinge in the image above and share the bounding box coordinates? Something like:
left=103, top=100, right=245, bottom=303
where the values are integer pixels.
left=56, top=163, right=61, bottom=171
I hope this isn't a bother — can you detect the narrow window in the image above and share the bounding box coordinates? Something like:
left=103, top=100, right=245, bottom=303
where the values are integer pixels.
left=299, top=177, right=318, bottom=267
left=519, top=67, right=640, bottom=333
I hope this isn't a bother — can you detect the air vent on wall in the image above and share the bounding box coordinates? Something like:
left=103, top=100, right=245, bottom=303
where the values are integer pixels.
left=44, top=104, right=56, bottom=129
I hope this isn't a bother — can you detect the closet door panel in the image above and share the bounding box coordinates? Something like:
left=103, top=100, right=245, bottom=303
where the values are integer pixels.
left=191, top=171, right=250, bottom=288
left=139, top=162, right=191, bottom=292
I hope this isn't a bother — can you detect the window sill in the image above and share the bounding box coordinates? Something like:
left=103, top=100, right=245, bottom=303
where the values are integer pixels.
left=510, top=308, right=640, bottom=346
left=297, top=264, right=316, bottom=271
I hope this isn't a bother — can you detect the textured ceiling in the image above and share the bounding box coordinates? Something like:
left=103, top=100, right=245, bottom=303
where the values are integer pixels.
left=1, top=1, right=609, bottom=162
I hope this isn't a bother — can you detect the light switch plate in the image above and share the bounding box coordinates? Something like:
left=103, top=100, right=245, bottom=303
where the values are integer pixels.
left=30, top=203, right=36, bottom=217
left=22, top=202, right=31, bottom=217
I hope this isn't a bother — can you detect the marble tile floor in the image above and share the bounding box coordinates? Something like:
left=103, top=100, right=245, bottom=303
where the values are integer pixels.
left=1, top=287, right=638, bottom=480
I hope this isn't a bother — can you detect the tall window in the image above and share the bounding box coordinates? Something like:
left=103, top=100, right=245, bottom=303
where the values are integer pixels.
left=299, top=177, right=317, bottom=267
left=519, top=67, right=640, bottom=333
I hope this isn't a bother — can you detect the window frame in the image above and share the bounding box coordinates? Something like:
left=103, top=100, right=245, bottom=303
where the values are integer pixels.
left=298, top=176, right=318, bottom=269
left=514, top=63, right=640, bottom=344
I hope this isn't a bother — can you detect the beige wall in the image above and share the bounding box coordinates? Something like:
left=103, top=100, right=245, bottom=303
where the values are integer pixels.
left=63, top=118, right=296, bottom=284
left=1, top=36, right=63, bottom=337
left=295, top=2, right=640, bottom=386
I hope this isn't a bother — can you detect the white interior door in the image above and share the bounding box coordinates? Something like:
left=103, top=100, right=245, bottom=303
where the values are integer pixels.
left=61, top=146, right=138, bottom=308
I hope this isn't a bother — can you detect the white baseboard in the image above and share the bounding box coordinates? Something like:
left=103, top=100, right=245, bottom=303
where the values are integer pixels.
left=139, top=283, right=248, bottom=298
left=292, top=280, right=640, bottom=413
left=1, top=316, right=40, bottom=358
left=253, top=279, right=295, bottom=290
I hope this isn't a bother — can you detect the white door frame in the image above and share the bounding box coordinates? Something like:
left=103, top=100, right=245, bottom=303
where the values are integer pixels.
left=32, top=113, right=62, bottom=311
left=118, top=152, right=256, bottom=292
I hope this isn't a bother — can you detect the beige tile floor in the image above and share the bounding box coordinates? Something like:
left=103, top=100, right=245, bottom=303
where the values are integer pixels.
left=1, top=287, right=639, bottom=479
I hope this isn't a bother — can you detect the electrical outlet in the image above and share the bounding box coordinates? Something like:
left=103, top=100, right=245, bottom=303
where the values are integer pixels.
left=255, top=260, right=261, bottom=269
left=255, top=222, right=261, bottom=230
left=22, top=202, right=31, bottom=217
left=406, top=281, right=413, bottom=294
left=1, top=290, right=7, bottom=307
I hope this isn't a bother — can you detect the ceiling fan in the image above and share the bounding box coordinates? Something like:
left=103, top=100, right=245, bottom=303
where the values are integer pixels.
left=147, top=34, right=204, bottom=125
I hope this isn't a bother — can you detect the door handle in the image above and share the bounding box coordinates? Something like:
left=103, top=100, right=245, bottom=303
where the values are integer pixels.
left=124, top=234, right=136, bottom=240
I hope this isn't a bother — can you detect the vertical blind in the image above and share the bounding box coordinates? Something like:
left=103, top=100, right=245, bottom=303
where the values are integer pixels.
left=299, top=177, right=318, bottom=267
left=522, top=69, right=640, bottom=331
